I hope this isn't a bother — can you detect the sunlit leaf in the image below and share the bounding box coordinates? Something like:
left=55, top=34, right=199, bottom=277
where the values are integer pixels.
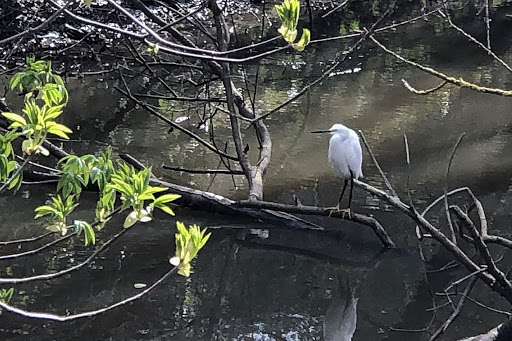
left=156, top=204, right=175, bottom=216
left=2, top=112, right=27, bottom=126
left=295, top=28, right=310, bottom=52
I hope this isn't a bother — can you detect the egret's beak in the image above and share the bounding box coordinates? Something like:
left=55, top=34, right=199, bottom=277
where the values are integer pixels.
left=311, top=129, right=332, bottom=134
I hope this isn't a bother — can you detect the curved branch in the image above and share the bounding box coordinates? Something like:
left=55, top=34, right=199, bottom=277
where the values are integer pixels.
left=401, top=79, right=448, bottom=95
left=0, top=232, right=76, bottom=260
left=0, top=267, right=177, bottom=321
left=0, top=226, right=129, bottom=283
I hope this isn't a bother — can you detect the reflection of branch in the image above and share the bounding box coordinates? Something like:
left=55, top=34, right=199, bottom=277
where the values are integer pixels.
left=444, top=134, right=465, bottom=243
left=0, top=267, right=177, bottom=321
left=430, top=277, right=476, bottom=341
left=370, top=36, right=512, bottom=96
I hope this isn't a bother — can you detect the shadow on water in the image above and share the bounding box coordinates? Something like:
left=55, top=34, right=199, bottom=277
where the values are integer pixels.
left=2, top=14, right=512, bottom=341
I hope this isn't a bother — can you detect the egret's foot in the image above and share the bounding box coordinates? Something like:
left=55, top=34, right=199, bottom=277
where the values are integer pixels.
left=340, top=208, right=351, bottom=219
left=326, top=204, right=341, bottom=217
left=325, top=206, right=351, bottom=219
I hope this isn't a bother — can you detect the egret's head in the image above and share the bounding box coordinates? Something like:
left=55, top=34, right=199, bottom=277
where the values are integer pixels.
left=328, top=124, right=348, bottom=135
left=311, top=123, right=348, bottom=135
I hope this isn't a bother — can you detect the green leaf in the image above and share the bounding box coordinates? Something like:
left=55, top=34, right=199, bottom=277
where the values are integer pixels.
left=9, top=73, right=22, bottom=91
left=84, top=0, right=92, bottom=7
left=47, top=123, right=72, bottom=139
left=156, top=204, right=175, bottom=216
left=44, top=104, right=64, bottom=120
left=154, top=193, right=181, bottom=205
left=74, top=220, right=95, bottom=246
left=295, top=28, right=310, bottom=52
left=2, top=112, right=27, bottom=126
left=34, top=205, right=58, bottom=219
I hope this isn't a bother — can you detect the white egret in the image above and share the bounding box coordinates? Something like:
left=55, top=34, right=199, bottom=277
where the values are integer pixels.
left=312, top=124, right=363, bottom=214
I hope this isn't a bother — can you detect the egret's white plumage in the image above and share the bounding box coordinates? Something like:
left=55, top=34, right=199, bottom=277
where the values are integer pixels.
left=327, top=124, right=363, bottom=180
left=312, top=123, right=363, bottom=211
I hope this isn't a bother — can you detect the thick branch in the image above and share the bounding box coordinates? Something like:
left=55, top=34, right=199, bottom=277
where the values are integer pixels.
left=236, top=199, right=395, bottom=248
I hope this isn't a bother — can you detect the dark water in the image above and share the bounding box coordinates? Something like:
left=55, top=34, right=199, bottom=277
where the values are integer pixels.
left=2, top=15, right=512, bottom=341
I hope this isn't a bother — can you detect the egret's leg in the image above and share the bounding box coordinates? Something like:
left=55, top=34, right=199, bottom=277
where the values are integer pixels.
left=340, top=174, right=354, bottom=219
left=348, top=175, right=354, bottom=210
left=328, top=180, right=348, bottom=217
left=338, top=179, right=348, bottom=205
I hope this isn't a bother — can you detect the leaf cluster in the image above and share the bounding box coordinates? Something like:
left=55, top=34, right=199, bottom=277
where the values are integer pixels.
left=34, top=195, right=78, bottom=235
left=108, top=164, right=180, bottom=228
left=170, top=222, right=211, bottom=277
left=2, top=58, right=72, bottom=156
left=0, top=287, right=14, bottom=303
left=275, top=0, right=310, bottom=51
left=9, top=57, right=68, bottom=105
left=0, top=131, right=21, bottom=191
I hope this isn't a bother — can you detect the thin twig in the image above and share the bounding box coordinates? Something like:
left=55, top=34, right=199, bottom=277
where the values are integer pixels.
left=442, top=8, right=510, bottom=72
left=444, top=133, right=465, bottom=244
left=163, top=165, right=244, bottom=175
left=0, top=155, right=32, bottom=193
left=0, top=232, right=53, bottom=246
left=485, top=0, right=491, bottom=50
left=0, top=267, right=177, bottom=321
left=429, top=277, right=477, bottom=341
left=0, top=226, right=129, bottom=283
left=321, top=0, right=349, bottom=18
left=359, top=130, right=398, bottom=197
left=0, top=232, right=76, bottom=260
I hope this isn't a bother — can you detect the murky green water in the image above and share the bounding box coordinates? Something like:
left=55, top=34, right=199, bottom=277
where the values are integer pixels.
left=2, top=13, right=512, bottom=341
